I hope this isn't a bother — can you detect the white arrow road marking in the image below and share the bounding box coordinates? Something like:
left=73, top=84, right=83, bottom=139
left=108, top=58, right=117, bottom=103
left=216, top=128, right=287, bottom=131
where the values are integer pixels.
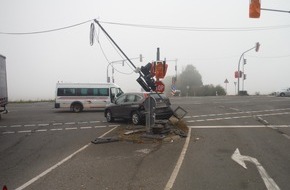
left=231, top=148, right=280, bottom=190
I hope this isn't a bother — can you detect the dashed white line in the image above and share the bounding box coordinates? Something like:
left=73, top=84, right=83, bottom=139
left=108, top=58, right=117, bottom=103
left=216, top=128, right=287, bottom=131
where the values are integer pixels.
left=18, top=130, right=32, bottom=133
left=65, top=127, right=77, bottom=130
left=36, top=129, right=47, bottom=132
left=65, top=122, right=76, bottom=125
left=50, top=128, right=63, bottom=131
left=80, top=127, right=92, bottom=129
left=206, top=118, right=217, bottom=121
left=15, top=126, right=118, bottom=190
left=2, top=131, right=15, bottom=134
left=0, top=126, right=7, bottom=128
left=24, top=124, right=36, bottom=127
left=78, top=121, right=88, bottom=124
left=95, top=126, right=107, bottom=128
left=190, top=125, right=290, bottom=129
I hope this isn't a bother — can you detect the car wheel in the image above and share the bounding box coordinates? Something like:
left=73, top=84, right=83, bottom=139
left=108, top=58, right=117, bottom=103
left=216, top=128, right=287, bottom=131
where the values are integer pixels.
left=280, top=93, right=285, bottom=97
left=106, top=110, right=114, bottom=122
left=72, top=103, right=83, bottom=113
left=131, top=112, right=141, bottom=125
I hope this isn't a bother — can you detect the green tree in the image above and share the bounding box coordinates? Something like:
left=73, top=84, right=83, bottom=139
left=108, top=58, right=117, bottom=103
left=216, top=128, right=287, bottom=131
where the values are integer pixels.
left=176, top=65, right=203, bottom=96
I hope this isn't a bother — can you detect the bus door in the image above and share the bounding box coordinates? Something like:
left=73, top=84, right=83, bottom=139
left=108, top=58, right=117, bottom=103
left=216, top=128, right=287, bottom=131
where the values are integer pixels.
left=110, top=87, right=123, bottom=103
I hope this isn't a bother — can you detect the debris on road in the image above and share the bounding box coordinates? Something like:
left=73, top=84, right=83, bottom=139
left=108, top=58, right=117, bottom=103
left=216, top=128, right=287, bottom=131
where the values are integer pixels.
left=91, top=137, right=120, bottom=144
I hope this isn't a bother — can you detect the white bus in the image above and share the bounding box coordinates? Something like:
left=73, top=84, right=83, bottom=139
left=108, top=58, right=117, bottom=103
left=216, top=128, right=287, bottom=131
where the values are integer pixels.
left=55, top=83, right=123, bottom=112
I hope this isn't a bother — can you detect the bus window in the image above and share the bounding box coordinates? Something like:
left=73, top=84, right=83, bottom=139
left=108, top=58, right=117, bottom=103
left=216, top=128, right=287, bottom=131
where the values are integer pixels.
left=80, top=88, right=88, bottom=96
left=99, top=88, right=109, bottom=96
left=57, top=88, right=76, bottom=96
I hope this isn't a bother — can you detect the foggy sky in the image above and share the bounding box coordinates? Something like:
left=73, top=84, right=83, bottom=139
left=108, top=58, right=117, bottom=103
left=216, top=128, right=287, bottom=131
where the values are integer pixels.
left=0, top=0, right=290, bottom=100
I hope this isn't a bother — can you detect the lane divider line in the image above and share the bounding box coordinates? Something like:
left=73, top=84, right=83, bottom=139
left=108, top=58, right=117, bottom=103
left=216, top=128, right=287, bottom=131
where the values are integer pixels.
left=165, top=127, right=191, bottom=190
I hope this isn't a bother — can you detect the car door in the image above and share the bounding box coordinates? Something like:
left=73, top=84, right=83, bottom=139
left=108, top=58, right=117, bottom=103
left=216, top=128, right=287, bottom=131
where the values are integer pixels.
left=120, top=94, right=137, bottom=118
left=112, top=94, right=126, bottom=118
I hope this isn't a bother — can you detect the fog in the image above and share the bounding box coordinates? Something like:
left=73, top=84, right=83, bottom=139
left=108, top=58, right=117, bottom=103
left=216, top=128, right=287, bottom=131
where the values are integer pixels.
left=1, top=0, right=290, bottom=100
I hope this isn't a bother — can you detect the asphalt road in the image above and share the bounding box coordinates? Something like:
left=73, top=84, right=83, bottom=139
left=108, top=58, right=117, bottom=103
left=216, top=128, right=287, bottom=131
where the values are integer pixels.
left=0, top=96, right=289, bottom=190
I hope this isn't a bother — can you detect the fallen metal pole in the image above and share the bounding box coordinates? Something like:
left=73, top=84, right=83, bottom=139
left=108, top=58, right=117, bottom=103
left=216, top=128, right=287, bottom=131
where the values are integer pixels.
left=94, top=19, right=136, bottom=70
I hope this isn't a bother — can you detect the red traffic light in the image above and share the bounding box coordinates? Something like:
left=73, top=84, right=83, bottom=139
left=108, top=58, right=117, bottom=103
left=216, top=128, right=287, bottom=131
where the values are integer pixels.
left=155, top=81, right=165, bottom=93
left=249, top=0, right=261, bottom=18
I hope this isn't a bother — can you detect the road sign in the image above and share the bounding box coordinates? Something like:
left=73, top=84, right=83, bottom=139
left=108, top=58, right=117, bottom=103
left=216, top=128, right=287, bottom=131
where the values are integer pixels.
left=224, top=79, right=229, bottom=83
left=155, top=81, right=165, bottom=93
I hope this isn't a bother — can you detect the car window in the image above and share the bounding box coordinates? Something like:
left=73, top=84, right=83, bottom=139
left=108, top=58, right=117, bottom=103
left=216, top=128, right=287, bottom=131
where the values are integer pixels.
left=126, top=94, right=136, bottom=103
left=135, top=95, right=142, bottom=102
left=115, top=94, right=126, bottom=104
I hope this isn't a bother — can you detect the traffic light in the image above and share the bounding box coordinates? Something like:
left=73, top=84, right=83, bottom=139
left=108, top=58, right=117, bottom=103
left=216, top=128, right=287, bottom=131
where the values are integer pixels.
left=137, top=63, right=156, bottom=92
left=249, top=0, right=261, bottom=18
left=155, top=61, right=168, bottom=79
left=243, top=58, right=247, bottom=65
left=234, top=71, right=243, bottom=78
left=244, top=74, right=247, bottom=80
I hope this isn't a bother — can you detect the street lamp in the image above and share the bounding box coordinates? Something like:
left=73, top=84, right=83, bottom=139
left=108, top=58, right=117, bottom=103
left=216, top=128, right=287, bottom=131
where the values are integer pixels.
left=106, top=55, right=143, bottom=83
left=237, top=42, right=260, bottom=95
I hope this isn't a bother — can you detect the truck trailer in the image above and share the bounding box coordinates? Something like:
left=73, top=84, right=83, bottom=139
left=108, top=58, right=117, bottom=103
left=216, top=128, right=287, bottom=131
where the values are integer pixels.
left=0, top=54, right=8, bottom=119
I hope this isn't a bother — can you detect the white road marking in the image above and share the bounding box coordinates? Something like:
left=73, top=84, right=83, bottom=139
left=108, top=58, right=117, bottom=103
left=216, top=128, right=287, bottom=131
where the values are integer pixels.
left=89, top=121, right=100, bottom=123
left=36, top=129, right=47, bottom=132
left=50, top=128, right=63, bottom=131
left=38, top=124, right=49, bottom=127
left=95, top=126, right=107, bottom=128
left=165, top=127, right=191, bottom=190
left=187, top=108, right=290, bottom=119
left=18, top=130, right=32, bottom=133
left=2, top=131, right=15, bottom=134
left=232, top=148, right=280, bottom=190
left=65, top=127, right=77, bottom=130
left=15, top=126, right=118, bottom=190
left=80, top=126, right=92, bottom=129
left=0, top=126, right=7, bottom=128
left=65, top=122, right=76, bottom=125
left=24, top=124, right=36, bottom=127
left=190, top=125, right=290, bottom=129
left=108, top=125, right=119, bottom=127
left=282, top=134, right=290, bottom=140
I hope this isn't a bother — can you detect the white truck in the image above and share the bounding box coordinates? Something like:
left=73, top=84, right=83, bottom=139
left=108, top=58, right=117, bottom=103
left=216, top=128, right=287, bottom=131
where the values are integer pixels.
left=0, top=54, right=8, bottom=119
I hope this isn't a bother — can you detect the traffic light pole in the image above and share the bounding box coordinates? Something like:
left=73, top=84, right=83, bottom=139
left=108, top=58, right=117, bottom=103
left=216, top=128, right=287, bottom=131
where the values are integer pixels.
left=94, top=19, right=137, bottom=70
left=237, top=46, right=255, bottom=95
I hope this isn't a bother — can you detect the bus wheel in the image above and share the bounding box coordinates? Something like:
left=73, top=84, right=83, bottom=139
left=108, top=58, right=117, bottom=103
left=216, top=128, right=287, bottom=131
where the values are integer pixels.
left=106, top=110, right=114, bottom=122
left=72, top=103, right=83, bottom=113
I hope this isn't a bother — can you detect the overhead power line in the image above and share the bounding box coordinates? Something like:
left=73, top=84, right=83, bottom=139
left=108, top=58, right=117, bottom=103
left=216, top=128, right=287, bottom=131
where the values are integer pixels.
left=0, top=19, right=93, bottom=35
left=100, top=21, right=290, bottom=32
left=1, top=19, right=290, bottom=35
